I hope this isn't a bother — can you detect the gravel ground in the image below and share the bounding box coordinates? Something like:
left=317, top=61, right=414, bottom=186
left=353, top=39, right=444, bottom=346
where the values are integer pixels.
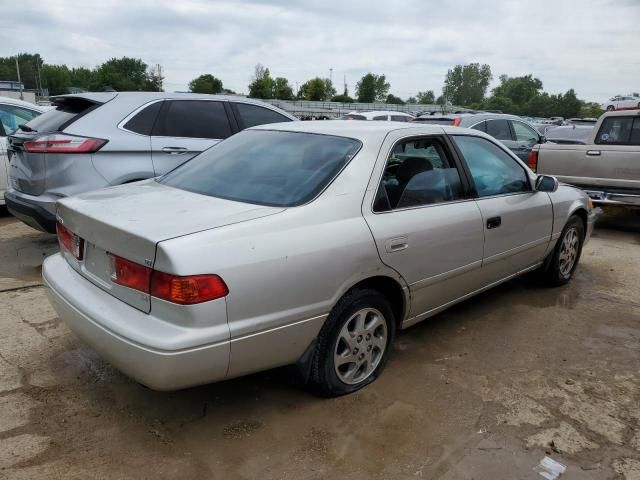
left=0, top=207, right=639, bottom=479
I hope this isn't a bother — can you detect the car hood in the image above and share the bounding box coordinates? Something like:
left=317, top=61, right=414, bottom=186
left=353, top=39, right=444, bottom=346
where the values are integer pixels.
left=57, top=180, right=285, bottom=266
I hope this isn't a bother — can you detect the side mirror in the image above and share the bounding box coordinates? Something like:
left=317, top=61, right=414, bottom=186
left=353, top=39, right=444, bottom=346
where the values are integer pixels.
left=535, top=175, right=558, bottom=192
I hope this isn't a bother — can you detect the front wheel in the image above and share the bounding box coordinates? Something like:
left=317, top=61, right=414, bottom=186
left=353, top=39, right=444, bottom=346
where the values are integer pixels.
left=606, top=105, right=615, bottom=111
left=541, top=215, right=585, bottom=286
left=309, top=288, right=395, bottom=397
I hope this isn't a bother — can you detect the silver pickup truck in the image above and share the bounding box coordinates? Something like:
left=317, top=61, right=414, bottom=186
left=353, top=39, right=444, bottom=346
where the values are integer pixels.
left=530, top=110, right=640, bottom=208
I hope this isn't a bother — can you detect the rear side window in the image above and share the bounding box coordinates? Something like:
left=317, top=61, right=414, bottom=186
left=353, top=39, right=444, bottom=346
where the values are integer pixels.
left=160, top=130, right=361, bottom=207
left=123, top=101, right=162, bottom=135
left=235, top=103, right=291, bottom=128
left=0, top=105, right=41, bottom=136
left=153, top=100, right=231, bottom=139
left=485, top=119, right=513, bottom=141
left=21, top=97, right=96, bottom=133
left=391, top=115, right=410, bottom=122
left=373, top=115, right=388, bottom=121
left=596, top=116, right=640, bottom=145
left=413, top=118, right=454, bottom=125
left=471, top=121, right=486, bottom=132
left=342, top=114, right=366, bottom=120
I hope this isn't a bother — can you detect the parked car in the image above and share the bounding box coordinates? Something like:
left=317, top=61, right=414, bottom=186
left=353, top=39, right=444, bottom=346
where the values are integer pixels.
left=545, top=124, right=594, bottom=145
left=0, top=97, right=48, bottom=206
left=413, top=113, right=544, bottom=162
left=43, top=121, right=595, bottom=396
left=5, top=92, right=296, bottom=232
left=342, top=111, right=414, bottom=122
left=601, top=94, right=640, bottom=111
left=531, top=110, right=640, bottom=209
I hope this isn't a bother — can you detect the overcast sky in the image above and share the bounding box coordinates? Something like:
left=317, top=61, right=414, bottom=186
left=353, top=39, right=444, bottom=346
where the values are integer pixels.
left=3, top=0, right=639, bottom=102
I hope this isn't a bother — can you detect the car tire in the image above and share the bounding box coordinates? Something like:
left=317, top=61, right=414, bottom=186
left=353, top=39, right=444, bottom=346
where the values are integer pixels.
left=309, top=288, right=396, bottom=397
left=606, top=105, right=615, bottom=111
left=541, top=215, right=585, bottom=286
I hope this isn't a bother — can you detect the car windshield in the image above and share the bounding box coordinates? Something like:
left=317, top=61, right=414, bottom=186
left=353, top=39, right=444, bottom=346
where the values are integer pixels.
left=159, top=129, right=361, bottom=207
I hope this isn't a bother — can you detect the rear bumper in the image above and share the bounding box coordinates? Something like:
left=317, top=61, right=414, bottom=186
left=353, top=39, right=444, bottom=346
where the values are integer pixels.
left=4, top=189, right=56, bottom=232
left=42, top=253, right=230, bottom=390
left=582, top=189, right=640, bottom=209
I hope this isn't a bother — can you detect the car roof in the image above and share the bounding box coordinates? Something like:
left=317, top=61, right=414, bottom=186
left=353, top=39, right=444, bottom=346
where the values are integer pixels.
left=249, top=119, right=494, bottom=143
left=347, top=110, right=414, bottom=119
left=602, top=109, right=640, bottom=118
left=0, top=96, right=48, bottom=112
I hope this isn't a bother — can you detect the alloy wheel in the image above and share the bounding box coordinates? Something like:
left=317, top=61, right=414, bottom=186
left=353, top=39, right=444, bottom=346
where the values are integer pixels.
left=558, top=227, right=579, bottom=277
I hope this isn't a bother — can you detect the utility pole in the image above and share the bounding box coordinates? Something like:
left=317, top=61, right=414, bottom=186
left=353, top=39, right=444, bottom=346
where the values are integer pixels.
left=329, top=68, right=333, bottom=85
left=15, top=57, right=24, bottom=100
left=156, top=63, right=164, bottom=92
left=343, top=74, right=347, bottom=96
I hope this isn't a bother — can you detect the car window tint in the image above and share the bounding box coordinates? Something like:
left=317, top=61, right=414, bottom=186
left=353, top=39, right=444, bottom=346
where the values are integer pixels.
left=373, top=115, right=388, bottom=121
left=0, top=105, right=40, bottom=136
left=485, top=119, right=513, bottom=141
left=471, top=121, right=486, bottom=132
left=596, top=117, right=634, bottom=145
left=512, top=121, right=539, bottom=143
left=160, top=130, right=361, bottom=207
left=342, top=114, right=366, bottom=120
left=629, top=117, right=640, bottom=145
left=390, top=115, right=409, bottom=122
left=452, top=135, right=529, bottom=197
left=235, top=103, right=291, bottom=128
left=374, top=138, right=464, bottom=212
left=123, top=101, right=162, bottom=135
left=24, top=97, right=95, bottom=133
left=153, top=100, right=231, bottom=139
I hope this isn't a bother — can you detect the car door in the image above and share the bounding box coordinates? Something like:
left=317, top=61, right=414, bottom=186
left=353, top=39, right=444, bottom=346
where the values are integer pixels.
left=0, top=133, right=8, bottom=198
left=511, top=120, right=542, bottom=162
left=451, top=134, right=553, bottom=281
left=363, top=133, right=485, bottom=324
left=484, top=118, right=518, bottom=152
left=150, top=99, right=235, bottom=175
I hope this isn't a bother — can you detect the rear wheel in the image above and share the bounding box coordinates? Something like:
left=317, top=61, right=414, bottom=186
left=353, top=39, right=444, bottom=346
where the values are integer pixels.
left=606, top=105, right=615, bottom=111
left=309, top=288, right=395, bottom=397
left=541, top=215, right=585, bottom=286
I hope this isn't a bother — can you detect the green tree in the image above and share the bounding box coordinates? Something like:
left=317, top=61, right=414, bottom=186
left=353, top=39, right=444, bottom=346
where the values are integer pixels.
left=273, top=77, right=294, bottom=100
left=41, top=64, right=71, bottom=95
left=0, top=53, right=45, bottom=90
left=491, top=74, right=543, bottom=109
left=385, top=93, right=405, bottom=104
left=356, top=73, right=390, bottom=103
left=248, top=64, right=274, bottom=99
left=556, top=89, right=582, bottom=118
left=579, top=102, right=604, bottom=119
left=69, top=67, right=96, bottom=90
left=94, top=57, right=152, bottom=91
left=298, top=77, right=331, bottom=101
left=331, top=94, right=354, bottom=103
left=443, top=63, right=492, bottom=106
left=416, top=90, right=435, bottom=104
left=189, top=74, right=223, bottom=94
left=485, top=95, right=515, bottom=114
left=405, top=96, right=417, bottom=104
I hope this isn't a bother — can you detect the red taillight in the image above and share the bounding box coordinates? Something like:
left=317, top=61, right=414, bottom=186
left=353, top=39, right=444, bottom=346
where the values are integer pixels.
left=109, top=254, right=228, bottom=305
left=24, top=134, right=107, bottom=154
left=110, top=254, right=152, bottom=292
left=151, top=271, right=229, bottom=305
left=56, top=222, right=84, bottom=260
left=452, top=117, right=462, bottom=126
left=528, top=150, right=539, bottom=172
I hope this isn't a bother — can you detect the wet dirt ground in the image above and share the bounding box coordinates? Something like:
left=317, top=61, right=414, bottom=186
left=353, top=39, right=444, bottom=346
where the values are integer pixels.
left=0, top=206, right=639, bottom=479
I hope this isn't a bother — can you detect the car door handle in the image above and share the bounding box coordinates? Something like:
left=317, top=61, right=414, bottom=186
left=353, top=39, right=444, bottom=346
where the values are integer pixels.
left=486, top=216, right=501, bottom=229
left=385, top=236, right=408, bottom=253
left=161, top=146, right=188, bottom=155
left=586, top=150, right=601, bottom=156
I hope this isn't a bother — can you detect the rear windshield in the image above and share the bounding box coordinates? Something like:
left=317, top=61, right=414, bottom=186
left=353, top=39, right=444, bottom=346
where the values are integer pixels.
left=413, top=118, right=454, bottom=125
left=159, top=130, right=361, bottom=207
left=22, top=97, right=97, bottom=133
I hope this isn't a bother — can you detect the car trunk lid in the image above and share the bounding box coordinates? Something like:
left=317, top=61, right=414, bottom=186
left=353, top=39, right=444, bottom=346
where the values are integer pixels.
left=57, top=180, right=285, bottom=312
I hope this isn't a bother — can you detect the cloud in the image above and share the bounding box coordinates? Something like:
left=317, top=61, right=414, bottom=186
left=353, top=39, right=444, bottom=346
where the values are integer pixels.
left=1, top=0, right=638, bottom=101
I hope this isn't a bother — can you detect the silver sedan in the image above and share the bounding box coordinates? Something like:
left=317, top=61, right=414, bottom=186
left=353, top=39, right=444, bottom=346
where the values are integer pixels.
left=43, top=121, right=596, bottom=396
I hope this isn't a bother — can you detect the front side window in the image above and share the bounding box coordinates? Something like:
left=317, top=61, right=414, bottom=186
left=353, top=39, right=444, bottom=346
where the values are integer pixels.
left=373, top=115, right=388, bottom=121
left=596, top=116, right=637, bottom=145
left=374, top=137, right=464, bottom=212
left=452, top=135, right=530, bottom=197
left=0, top=105, right=41, bottom=136
left=160, top=130, right=361, bottom=207
left=153, top=100, right=231, bottom=139
left=235, top=103, right=291, bottom=128
left=390, top=115, right=410, bottom=122
left=512, top=121, right=540, bottom=144
left=485, top=119, right=513, bottom=141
